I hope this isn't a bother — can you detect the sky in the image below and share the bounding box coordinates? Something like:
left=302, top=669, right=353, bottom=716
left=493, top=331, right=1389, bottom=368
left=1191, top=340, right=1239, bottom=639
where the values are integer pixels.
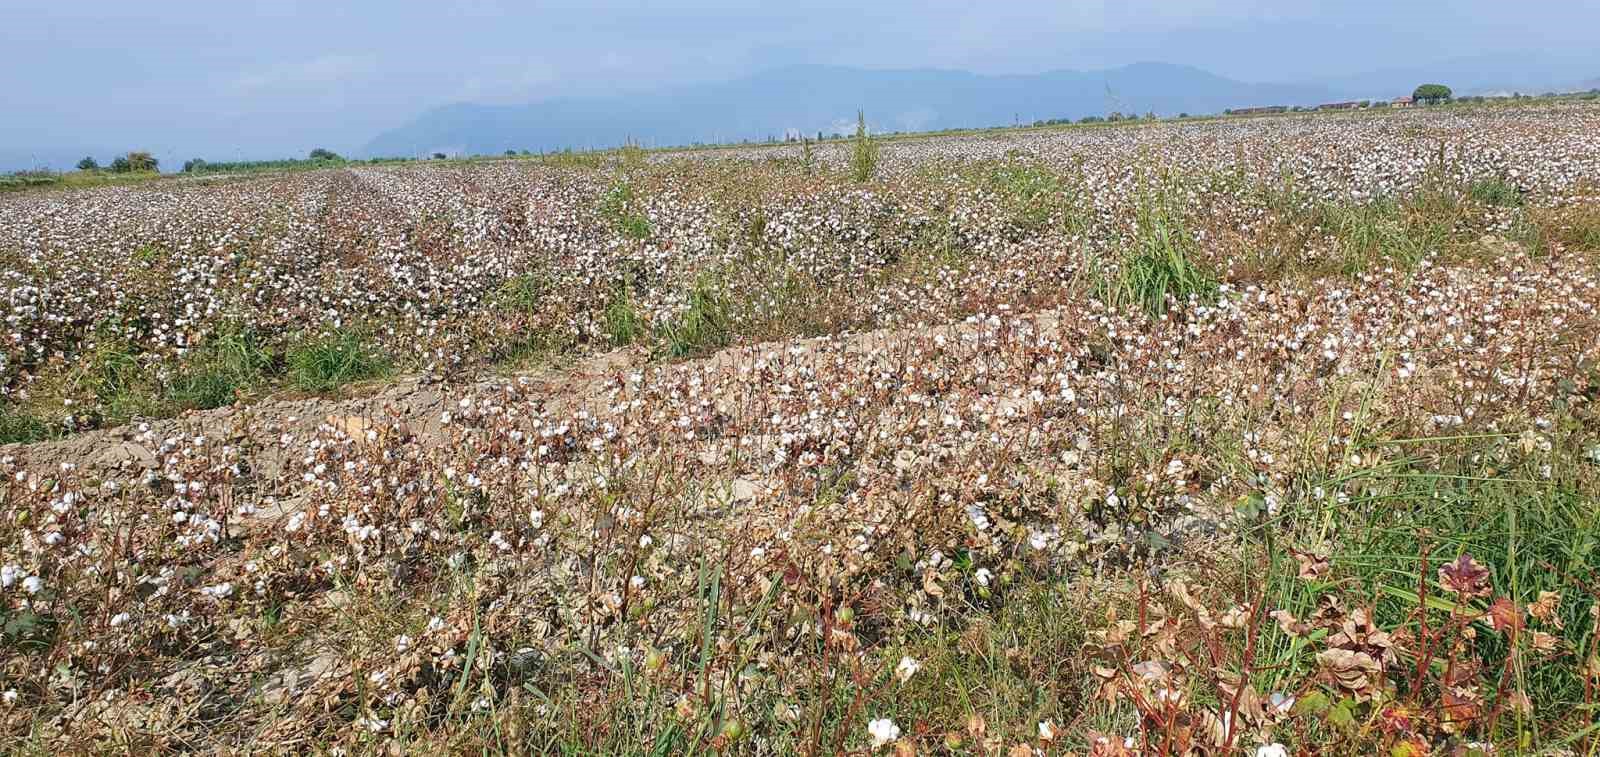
left=2, top=1, right=1597, bottom=168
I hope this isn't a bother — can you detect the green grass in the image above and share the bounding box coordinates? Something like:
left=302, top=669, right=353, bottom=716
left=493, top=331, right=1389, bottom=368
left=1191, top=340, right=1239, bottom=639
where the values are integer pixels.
left=657, top=276, right=733, bottom=359
left=165, top=323, right=276, bottom=410
left=1099, top=188, right=1218, bottom=317
left=287, top=330, right=390, bottom=393
left=0, top=402, right=54, bottom=444
left=984, top=159, right=1075, bottom=234
left=1467, top=176, right=1524, bottom=207
left=79, top=338, right=163, bottom=424
left=603, top=288, right=646, bottom=347
left=1333, top=468, right=1596, bottom=710
left=1246, top=421, right=1600, bottom=738
left=598, top=180, right=653, bottom=240
left=0, top=170, right=165, bottom=194
left=493, top=272, right=548, bottom=313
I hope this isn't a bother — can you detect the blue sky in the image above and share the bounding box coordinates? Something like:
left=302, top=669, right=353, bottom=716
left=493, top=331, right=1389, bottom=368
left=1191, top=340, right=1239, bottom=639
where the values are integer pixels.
left=2, top=1, right=1596, bottom=167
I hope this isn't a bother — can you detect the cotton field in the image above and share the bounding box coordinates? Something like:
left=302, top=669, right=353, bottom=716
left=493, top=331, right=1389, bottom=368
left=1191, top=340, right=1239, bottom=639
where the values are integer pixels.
left=2, top=104, right=1599, bottom=753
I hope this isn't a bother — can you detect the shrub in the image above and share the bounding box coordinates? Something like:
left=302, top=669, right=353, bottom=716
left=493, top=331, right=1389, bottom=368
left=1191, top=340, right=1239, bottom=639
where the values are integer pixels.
left=76, top=157, right=98, bottom=171
left=287, top=330, right=388, bottom=393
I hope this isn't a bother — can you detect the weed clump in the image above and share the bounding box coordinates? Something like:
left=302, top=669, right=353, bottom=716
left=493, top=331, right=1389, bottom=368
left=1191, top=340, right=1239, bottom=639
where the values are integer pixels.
left=1100, top=187, right=1217, bottom=317
left=1467, top=175, right=1523, bottom=207
left=851, top=111, right=879, bottom=182
left=598, top=180, right=653, bottom=240
left=603, top=286, right=645, bottom=347
left=658, top=275, right=732, bottom=358
left=0, top=402, right=53, bottom=444
left=287, top=330, right=389, bottom=393
left=165, top=323, right=275, bottom=410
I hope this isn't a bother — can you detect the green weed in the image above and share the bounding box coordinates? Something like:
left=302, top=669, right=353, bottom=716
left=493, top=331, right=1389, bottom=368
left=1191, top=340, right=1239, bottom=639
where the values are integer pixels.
left=851, top=111, right=879, bottom=183
left=1100, top=188, right=1217, bottom=317
left=603, top=288, right=645, bottom=347
left=658, top=276, right=732, bottom=358
left=165, top=323, right=276, bottom=410
left=1468, top=176, right=1523, bottom=207
left=287, top=330, right=389, bottom=393
left=598, top=180, right=653, bottom=240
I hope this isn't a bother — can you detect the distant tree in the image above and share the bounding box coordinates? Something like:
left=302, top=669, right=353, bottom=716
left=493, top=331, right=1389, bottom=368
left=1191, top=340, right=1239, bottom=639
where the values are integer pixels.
left=109, top=156, right=131, bottom=173
left=1413, top=84, right=1453, bottom=105
left=182, top=158, right=208, bottom=173
left=76, top=157, right=98, bottom=171
left=504, top=149, right=517, bottom=156
left=431, top=152, right=447, bottom=160
left=308, top=148, right=341, bottom=161
left=124, top=151, right=159, bottom=172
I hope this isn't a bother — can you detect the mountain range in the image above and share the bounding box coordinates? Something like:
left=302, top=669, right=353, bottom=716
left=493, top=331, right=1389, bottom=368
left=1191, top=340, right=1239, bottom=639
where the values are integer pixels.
left=363, top=55, right=1598, bottom=158
left=364, top=62, right=1337, bottom=157
left=4, top=54, right=1594, bottom=173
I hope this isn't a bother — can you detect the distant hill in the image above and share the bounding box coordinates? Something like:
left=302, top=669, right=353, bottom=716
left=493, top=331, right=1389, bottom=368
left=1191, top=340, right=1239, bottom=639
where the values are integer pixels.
left=362, top=62, right=1338, bottom=157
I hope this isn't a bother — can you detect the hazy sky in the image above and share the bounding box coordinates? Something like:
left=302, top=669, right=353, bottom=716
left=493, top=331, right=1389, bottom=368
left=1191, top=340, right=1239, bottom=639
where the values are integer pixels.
left=2, top=1, right=1596, bottom=164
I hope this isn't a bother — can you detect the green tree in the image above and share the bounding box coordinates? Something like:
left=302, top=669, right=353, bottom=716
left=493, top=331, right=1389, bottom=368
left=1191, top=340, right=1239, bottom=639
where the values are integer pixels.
left=182, top=158, right=208, bottom=173
left=109, top=156, right=132, bottom=173
left=125, top=151, right=159, bottom=172
left=308, top=148, right=341, bottom=161
left=1413, top=83, right=1453, bottom=105
left=76, top=156, right=98, bottom=171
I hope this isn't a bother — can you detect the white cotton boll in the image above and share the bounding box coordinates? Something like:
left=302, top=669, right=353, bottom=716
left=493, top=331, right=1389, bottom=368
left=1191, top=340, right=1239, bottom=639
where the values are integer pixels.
left=22, top=576, right=44, bottom=595
left=867, top=718, right=900, bottom=748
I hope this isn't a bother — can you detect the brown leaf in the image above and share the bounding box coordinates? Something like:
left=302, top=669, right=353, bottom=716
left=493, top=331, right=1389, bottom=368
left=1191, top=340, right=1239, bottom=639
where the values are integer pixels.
left=1438, top=553, right=1491, bottom=599
left=965, top=713, right=987, bottom=741
left=1487, top=597, right=1523, bottom=634
left=1528, top=590, right=1562, bottom=628
left=1292, top=549, right=1330, bottom=580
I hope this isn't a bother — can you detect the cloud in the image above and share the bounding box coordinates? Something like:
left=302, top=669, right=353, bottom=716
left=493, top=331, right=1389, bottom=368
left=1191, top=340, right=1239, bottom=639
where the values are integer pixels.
left=228, top=54, right=379, bottom=93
